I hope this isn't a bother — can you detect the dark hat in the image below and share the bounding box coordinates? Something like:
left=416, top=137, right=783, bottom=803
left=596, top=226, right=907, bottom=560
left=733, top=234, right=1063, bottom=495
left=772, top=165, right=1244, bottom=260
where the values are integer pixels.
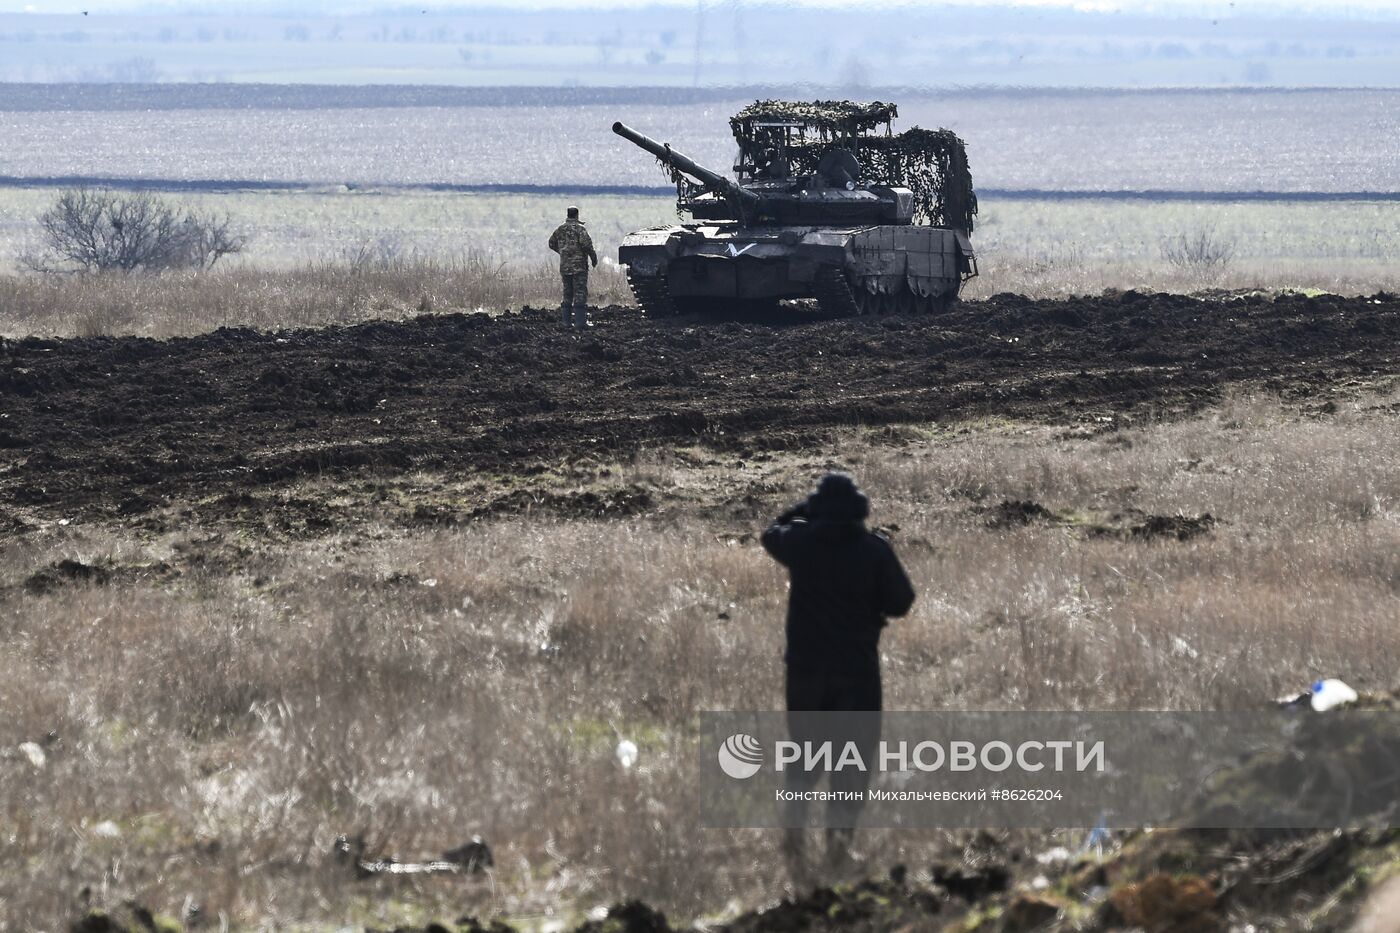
left=806, top=471, right=869, bottom=522
left=566, top=205, right=580, bottom=218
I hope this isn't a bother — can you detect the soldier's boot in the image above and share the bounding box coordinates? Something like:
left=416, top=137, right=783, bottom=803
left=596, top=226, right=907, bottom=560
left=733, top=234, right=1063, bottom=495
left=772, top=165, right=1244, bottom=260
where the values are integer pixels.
left=573, top=302, right=590, bottom=329
left=560, top=302, right=572, bottom=327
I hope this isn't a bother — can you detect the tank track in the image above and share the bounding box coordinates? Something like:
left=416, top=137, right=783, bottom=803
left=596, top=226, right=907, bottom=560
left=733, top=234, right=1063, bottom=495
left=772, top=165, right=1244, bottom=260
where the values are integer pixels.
left=813, top=267, right=861, bottom=317
left=626, top=270, right=677, bottom=318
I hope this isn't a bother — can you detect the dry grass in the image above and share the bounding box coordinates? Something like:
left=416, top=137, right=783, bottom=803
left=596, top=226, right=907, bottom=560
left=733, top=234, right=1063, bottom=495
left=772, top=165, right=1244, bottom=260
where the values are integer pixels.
left=2, top=253, right=1396, bottom=340
left=0, top=255, right=633, bottom=339
left=962, top=253, right=1400, bottom=300
left=5, top=393, right=1400, bottom=928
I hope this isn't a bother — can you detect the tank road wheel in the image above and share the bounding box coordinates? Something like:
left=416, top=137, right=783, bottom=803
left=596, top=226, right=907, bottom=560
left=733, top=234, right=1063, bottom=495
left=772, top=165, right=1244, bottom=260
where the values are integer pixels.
left=874, top=285, right=955, bottom=315
left=919, top=292, right=955, bottom=314
left=626, top=269, right=677, bottom=318
left=907, top=290, right=938, bottom=314
left=813, top=267, right=861, bottom=318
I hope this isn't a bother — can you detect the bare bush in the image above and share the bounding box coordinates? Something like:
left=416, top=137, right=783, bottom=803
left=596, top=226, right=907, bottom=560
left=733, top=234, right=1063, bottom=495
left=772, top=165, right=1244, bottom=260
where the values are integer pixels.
left=342, top=232, right=413, bottom=271
left=23, top=187, right=246, bottom=275
left=1160, top=226, right=1236, bottom=271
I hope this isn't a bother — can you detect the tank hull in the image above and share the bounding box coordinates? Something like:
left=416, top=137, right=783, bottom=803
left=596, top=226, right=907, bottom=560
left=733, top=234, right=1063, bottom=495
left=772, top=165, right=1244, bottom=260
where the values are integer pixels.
left=619, top=221, right=975, bottom=316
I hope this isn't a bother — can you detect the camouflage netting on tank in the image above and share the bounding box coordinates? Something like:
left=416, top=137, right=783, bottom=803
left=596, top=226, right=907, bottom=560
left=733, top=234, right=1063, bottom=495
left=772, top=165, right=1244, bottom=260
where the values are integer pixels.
left=647, top=99, right=977, bottom=229
left=728, top=100, right=978, bottom=231
left=656, top=161, right=708, bottom=218
left=780, top=127, right=978, bottom=231
left=729, top=99, right=900, bottom=136
left=861, top=127, right=978, bottom=232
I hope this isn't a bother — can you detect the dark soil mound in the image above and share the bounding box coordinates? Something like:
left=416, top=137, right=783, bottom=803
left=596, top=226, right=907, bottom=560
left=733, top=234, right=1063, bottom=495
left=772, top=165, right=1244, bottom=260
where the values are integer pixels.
left=984, top=499, right=1059, bottom=529
left=24, top=558, right=109, bottom=594
left=1129, top=512, right=1216, bottom=541
left=1086, top=511, right=1217, bottom=542
left=5, top=292, right=1398, bottom=528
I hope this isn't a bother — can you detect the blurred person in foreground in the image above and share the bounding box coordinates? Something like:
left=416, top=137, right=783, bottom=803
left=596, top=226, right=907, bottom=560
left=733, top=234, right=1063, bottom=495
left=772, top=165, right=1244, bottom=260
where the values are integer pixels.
left=547, top=205, right=598, bottom=329
left=761, top=472, right=916, bottom=881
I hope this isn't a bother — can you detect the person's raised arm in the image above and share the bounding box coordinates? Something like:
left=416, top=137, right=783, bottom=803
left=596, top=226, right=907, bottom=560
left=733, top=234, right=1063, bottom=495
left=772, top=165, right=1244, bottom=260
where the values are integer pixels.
left=761, top=501, right=808, bottom=566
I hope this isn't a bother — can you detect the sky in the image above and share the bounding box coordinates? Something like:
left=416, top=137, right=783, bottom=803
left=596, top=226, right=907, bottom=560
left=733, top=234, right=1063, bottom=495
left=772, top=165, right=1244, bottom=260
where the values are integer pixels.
left=5, top=0, right=1400, bottom=15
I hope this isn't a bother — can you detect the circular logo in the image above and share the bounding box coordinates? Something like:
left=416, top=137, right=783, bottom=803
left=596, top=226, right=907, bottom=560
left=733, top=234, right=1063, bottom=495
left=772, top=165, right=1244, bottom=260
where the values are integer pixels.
left=717, top=733, right=764, bottom=780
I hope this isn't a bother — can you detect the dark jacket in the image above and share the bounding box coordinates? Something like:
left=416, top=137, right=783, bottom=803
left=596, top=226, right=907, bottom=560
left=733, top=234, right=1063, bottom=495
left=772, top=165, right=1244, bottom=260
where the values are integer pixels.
left=762, top=506, right=916, bottom=679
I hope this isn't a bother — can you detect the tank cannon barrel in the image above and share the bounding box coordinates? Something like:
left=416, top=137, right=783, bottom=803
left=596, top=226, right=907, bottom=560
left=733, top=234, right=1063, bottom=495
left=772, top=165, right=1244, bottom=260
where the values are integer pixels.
left=613, top=121, right=762, bottom=210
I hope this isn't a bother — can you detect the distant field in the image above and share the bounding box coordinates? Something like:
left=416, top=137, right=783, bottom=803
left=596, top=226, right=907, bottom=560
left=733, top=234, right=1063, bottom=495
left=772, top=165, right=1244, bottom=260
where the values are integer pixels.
left=4, top=186, right=1398, bottom=287
left=4, top=84, right=1398, bottom=325
left=0, top=88, right=1398, bottom=193
left=3, top=187, right=1398, bottom=341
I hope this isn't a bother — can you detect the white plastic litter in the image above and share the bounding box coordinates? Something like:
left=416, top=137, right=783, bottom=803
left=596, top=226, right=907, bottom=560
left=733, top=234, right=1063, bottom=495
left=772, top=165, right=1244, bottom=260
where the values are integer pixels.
left=1310, top=678, right=1359, bottom=712
left=93, top=820, right=122, bottom=839
left=18, top=742, right=45, bottom=769
left=1035, top=846, right=1072, bottom=867
left=615, top=739, right=638, bottom=769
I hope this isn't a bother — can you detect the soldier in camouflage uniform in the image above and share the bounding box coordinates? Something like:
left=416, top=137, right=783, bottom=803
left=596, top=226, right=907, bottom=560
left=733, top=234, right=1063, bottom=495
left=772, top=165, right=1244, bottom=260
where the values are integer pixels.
left=548, top=205, right=599, bottom=329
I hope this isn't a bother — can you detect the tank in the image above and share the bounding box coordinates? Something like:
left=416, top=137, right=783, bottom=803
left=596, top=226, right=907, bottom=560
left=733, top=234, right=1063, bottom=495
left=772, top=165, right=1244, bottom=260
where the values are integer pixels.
left=614, top=100, right=978, bottom=317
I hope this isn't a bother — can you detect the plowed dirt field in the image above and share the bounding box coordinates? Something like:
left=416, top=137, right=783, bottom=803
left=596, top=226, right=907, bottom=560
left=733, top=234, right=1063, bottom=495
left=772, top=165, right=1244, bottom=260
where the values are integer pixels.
left=4, top=291, right=1397, bottom=527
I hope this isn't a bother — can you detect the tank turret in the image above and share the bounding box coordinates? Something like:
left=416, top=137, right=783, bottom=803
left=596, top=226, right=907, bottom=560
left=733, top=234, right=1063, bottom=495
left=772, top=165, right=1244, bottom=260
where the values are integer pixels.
left=613, top=120, right=912, bottom=227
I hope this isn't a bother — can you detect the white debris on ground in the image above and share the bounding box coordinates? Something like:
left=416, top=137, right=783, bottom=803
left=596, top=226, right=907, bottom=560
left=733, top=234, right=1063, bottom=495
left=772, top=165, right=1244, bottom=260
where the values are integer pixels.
left=1311, top=678, right=1359, bottom=712
left=18, top=742, right=46, bottom=769
left=92, top=820, right=122, bottom=839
